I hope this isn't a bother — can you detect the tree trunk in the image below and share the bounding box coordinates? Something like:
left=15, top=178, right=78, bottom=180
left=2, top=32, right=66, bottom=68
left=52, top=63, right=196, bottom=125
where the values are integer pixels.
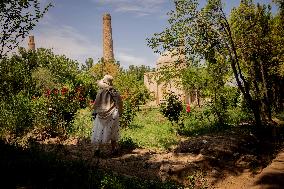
left=259, top=60, right=272, bottom=121
left=224, top=18, right=262, bottom=126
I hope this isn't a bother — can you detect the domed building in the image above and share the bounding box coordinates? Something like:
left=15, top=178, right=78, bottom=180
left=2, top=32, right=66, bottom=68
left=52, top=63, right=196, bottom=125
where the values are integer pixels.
left=144, top=50, right=198, bottom=106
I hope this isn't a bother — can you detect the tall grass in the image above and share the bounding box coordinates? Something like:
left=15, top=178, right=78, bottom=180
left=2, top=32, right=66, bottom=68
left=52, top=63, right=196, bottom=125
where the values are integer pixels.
left=121, top=108, right=180, bottom=150
left=179, top=106, right=252, bottom=136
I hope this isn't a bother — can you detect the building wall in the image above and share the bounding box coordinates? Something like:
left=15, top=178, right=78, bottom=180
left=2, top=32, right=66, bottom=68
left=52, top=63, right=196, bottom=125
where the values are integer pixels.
left=144, top=72, right=192, bottom=106
left=144, top=49, right=198, bottom=106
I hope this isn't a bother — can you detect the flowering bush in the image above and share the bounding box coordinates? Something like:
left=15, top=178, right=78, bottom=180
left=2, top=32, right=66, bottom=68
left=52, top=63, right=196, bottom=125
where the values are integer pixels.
left=0, top=48, right=98, bottom=138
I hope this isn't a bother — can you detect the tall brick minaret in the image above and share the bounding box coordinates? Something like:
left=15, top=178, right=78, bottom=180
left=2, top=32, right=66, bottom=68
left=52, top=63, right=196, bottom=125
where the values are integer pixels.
left=28, top=35, right=35, bottom=50
left=103, top=13, right=114, bottom=62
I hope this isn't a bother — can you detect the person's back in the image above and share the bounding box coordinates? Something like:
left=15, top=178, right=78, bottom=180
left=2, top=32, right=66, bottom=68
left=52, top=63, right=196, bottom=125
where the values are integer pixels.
left=91, top=75, right=122, bottom=155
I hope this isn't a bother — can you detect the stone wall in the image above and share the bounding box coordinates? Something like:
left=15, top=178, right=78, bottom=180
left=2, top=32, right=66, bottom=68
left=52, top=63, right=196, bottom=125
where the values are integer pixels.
left=144, top=49, right=198, bottom=106
left=144, top=72, right=194, bottom=106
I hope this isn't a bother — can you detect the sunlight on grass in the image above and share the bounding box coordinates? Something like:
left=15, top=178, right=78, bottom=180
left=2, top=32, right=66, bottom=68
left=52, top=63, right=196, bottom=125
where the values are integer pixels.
left=121, top=109, right=180, bottom=150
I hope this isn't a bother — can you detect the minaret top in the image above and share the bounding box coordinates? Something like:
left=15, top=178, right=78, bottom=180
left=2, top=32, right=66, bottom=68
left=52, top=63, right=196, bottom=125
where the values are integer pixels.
left=103, top=13, right=111, bottom=20
left=28, top=35, right=35, bottom=51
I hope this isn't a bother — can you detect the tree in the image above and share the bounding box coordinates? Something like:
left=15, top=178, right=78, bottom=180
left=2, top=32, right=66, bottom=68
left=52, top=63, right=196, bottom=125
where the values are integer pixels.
left=271, top=0, right=284, bottom=111
left=114, top=72, right=150, bottom=109
left=0, top=0, right=52, bottom=58
left=81, top=58, right=94, bottom=71
left=90, top=58, right=121, bottom=80
left=127, top=65, right=154, bottom=82
left=273, top=0, right=284, bottom=17
left=147, top=0, right=280, bottom=126
left=230, top=1, right=273, bottom=120
left=0, top=47, right=97, bottom=137
left=114, top=72, right=151, bottom=127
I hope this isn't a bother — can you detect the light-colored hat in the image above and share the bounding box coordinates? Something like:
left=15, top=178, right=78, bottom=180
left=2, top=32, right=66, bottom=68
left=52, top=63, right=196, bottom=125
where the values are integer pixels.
left=97, top=74, right=113, bottom=88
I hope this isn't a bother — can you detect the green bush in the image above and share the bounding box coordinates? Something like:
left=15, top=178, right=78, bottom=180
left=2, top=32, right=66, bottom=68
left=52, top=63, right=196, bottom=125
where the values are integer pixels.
left=0, top=48, right=99, bottom=140
left=160, top=93, right=183, bottom=126
left=0, top=93, right=33, bottom=136
left=31, top=96, right=50, bottom=128
left=100, top=175, right=125, bottom=189
left=178, top=107, right=216, bottom=136
left=226, top=107, right=252, bottom=125
left=120, top=100, right=136, bottom=128
left=178, top=105, right=252, bottom=136
left=69, top=108, right=93, bottom=138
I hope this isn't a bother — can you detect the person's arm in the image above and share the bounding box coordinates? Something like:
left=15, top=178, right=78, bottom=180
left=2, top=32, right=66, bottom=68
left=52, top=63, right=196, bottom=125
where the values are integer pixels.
left=92, top=90, right=101, bottom=118
left=109, top=88, right=123, bottom=115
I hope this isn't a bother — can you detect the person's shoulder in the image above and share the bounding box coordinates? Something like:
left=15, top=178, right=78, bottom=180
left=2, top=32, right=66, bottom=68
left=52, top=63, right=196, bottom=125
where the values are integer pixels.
left=97, top=89, right=104, bottom=94
left=108, top=87, right=120, bottom=96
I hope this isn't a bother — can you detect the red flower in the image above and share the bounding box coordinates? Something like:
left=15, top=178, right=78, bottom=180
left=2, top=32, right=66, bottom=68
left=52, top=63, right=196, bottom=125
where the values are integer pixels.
left=61, top=87, right=68, bottom=95
left=52, top=88, right=59, bottom=95
left=45, top=89, right=51, bottom=97
left=89, top=100, right=96, bottom=106
left=186, top=103, right=191, bottom=113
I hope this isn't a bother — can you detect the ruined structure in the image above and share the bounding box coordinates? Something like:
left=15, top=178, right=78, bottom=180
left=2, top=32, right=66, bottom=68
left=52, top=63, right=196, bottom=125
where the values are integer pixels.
left=144, top=50, right=198, bottom=106
left=28, top=35, right=35, bottom=50
left=103, top=13, right=114, bottom=62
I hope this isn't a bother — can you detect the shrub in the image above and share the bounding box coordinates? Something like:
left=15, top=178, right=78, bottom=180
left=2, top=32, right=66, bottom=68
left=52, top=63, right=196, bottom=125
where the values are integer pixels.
left=120, top=100, right=136, bottom=128
left=0, top=93, right=33, bottom=136
left=160, top=93, right=183, bottom=126
left=69, top=108, right=93, bottom=138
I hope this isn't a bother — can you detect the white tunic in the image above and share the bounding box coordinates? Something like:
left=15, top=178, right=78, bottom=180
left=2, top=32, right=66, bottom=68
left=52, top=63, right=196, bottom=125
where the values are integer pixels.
left=91, top=108, right=120, bottom=144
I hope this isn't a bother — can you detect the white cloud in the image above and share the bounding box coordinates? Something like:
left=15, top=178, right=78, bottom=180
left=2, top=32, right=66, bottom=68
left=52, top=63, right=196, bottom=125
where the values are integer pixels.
left=23, top=23, right=156, bottom=68
left=26, top=23, right=101, bottom=65
left=94, top=0, right=167, bottom=16
left=116, top=52, right=155, bottom=68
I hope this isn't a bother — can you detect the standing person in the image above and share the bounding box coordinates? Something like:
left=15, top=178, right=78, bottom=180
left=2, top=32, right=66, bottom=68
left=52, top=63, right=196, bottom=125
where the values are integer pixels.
left=91, top=75, right=123, bottom=155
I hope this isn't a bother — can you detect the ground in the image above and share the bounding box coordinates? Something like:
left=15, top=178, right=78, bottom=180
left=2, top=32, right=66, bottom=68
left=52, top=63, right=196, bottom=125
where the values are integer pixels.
left=34, top=123, right=284, bottom=188
left=2, top=110, right=284, bottom=188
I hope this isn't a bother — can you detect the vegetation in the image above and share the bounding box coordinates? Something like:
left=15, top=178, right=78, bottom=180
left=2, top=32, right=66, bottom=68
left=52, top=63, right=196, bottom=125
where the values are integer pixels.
left=160, top=93, right=184, bottom=126
left=0, top=48, right=98, bottom=140
left=0, top=0, right=52, bottom=58
left=121, top=106, right=249, bottom=151
left=114, top=69, right=151, bottom=128
left=121, top=109, right=179, bottom=149
left=1, top=0, right=284, bottom=188
left=147, top=0, right=284, bottom=127
left=0, top=46, right=151, bottom=140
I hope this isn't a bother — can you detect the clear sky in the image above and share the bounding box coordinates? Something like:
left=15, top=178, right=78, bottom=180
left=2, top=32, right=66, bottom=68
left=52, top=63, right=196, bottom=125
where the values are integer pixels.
left=28, top=0, right=276, bottom=68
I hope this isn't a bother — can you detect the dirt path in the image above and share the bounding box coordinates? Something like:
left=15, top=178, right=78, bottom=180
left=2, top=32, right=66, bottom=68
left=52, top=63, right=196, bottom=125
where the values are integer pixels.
left=212, top=148, right=284, bottom=189
left=250, top=149, right=284, bottom=189
left=40, top=127, right=284, bottom=188
left=54, top=140, right=282, bottom=188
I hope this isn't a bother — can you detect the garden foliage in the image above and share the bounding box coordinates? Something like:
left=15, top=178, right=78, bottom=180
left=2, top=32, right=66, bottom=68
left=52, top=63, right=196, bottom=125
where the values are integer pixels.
left=0, top=48, right=98, bottom=139
left=147, top=0, right=284, bottom=127
left=160, top=93, right=183, bottom=126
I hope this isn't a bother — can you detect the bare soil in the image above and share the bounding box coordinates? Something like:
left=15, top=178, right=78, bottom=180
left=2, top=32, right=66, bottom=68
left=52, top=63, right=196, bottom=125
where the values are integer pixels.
left=38, top=123, right=284, bottom=188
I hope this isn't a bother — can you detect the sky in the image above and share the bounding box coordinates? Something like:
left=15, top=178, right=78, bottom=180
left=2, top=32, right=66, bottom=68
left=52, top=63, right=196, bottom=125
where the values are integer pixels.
left=27, top=0, right=277, bottom=68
